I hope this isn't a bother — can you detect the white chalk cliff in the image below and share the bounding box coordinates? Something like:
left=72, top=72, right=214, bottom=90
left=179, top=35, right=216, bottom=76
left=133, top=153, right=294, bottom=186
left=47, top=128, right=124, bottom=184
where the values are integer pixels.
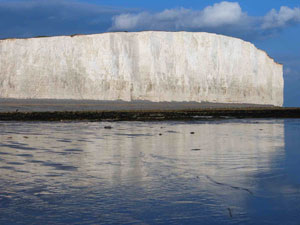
left=0, top=31, right=283, bottom=106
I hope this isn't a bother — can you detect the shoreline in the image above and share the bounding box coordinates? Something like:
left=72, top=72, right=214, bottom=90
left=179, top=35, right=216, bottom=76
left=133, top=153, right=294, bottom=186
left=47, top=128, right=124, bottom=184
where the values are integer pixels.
left=0, top=108, right=299, bottom=121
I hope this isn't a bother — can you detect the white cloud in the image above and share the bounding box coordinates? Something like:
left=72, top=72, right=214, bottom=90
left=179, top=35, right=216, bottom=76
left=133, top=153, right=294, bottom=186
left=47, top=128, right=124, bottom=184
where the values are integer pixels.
left=111, top=2, right=247, bottom=31
left=112, top=13, right=149, bottom=30
left=200, top=1, right=243, bottom=27
left=262, top=6, right=300, bottom=29
left=1, top=0, right=300, bottom=41
left=110, top=1, right=300, bottom=39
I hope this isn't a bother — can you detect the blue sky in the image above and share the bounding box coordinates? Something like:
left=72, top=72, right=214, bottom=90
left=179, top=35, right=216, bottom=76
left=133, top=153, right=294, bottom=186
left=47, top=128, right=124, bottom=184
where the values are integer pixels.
left=0, top=0, right=299, bottom=106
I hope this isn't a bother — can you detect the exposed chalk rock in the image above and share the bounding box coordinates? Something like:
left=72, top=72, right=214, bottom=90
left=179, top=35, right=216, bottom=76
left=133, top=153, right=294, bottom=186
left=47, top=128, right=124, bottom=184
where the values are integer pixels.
left=0, top=31, right=283, bottom=106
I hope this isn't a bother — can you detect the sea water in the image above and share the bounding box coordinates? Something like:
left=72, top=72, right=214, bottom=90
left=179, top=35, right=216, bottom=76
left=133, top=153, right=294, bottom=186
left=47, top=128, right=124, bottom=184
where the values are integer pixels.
left=0, top=119, right=299, bottom=224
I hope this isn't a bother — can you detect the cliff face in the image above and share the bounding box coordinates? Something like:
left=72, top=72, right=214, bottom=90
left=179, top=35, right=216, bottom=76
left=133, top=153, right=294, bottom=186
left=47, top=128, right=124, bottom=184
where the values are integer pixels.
left=0, top=31, right=283, bottom=106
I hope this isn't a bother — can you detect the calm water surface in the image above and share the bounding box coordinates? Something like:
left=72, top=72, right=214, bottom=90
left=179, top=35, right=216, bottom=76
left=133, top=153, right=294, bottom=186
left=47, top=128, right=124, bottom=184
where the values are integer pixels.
left=0, top=119, right=299, bottom=224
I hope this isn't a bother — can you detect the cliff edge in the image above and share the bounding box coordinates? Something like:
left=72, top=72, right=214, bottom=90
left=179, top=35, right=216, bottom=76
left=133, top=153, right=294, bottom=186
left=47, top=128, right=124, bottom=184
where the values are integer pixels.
left=0, top=31, right=284, bottom=106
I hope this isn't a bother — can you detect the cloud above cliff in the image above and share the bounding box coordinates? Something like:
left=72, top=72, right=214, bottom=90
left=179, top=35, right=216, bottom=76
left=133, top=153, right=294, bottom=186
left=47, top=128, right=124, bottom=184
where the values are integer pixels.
left=110, top=2, right=300, bottom=40
left=111, top=2, right=246, bottom=30
left=262, top=6, right=300, bottom=29
left=1, top=0, right=300, bottom=40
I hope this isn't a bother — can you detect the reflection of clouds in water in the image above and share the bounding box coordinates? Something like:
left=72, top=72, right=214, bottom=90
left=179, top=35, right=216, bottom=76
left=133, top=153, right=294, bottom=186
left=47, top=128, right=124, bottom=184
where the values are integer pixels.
left=0, top=120, right=285, bottom=222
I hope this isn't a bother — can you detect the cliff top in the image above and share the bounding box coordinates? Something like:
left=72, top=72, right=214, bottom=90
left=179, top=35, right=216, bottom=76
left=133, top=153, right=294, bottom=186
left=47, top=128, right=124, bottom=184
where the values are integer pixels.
left=0, top=31, right=282, bottom=65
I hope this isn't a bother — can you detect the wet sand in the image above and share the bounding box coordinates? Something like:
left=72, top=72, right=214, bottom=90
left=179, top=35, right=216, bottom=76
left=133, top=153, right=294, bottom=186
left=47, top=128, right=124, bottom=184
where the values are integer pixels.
left=0, top=99, right=274, bottom=112
left=0, top=100, right=298, bottom=121
left=0, top=99, right=299, bottom=121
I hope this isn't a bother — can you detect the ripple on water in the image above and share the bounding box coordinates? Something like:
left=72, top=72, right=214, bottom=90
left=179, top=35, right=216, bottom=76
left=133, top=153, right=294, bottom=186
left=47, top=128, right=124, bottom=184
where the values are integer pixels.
left=64, top=148, right=83, bottom=152
left=42, top=162, right=78, bottom=171
left=6, top=162, right=25, bottom=165
left=56, top=139, right=73, bottom=143
left=16, top=153, right=34, bottom=158
left=0, top=166, right=15, bottom=170
left=0, top=143, right=37, bottom=151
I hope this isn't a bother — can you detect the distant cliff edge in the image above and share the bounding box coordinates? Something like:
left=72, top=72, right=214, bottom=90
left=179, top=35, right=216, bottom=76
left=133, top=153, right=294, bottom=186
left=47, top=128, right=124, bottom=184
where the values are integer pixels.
left=0, top=31, right=283, bottom=106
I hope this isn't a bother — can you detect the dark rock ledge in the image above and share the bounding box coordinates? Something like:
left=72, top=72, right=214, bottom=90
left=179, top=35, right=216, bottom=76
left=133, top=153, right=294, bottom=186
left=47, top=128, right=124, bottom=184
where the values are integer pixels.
left=0, top=108, right=299, bottom=121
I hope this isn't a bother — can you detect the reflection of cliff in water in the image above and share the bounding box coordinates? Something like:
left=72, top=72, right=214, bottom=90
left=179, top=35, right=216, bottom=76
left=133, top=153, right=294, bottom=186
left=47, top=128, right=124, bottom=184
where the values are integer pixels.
left=0, top=120, right=286, bottom=223
left=0, top=120, right=284, bottom=189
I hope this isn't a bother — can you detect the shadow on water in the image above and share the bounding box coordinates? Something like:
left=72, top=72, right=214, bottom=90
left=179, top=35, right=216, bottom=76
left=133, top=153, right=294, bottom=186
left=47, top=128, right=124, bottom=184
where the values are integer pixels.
left=0, top=120, right=299, bottom=224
